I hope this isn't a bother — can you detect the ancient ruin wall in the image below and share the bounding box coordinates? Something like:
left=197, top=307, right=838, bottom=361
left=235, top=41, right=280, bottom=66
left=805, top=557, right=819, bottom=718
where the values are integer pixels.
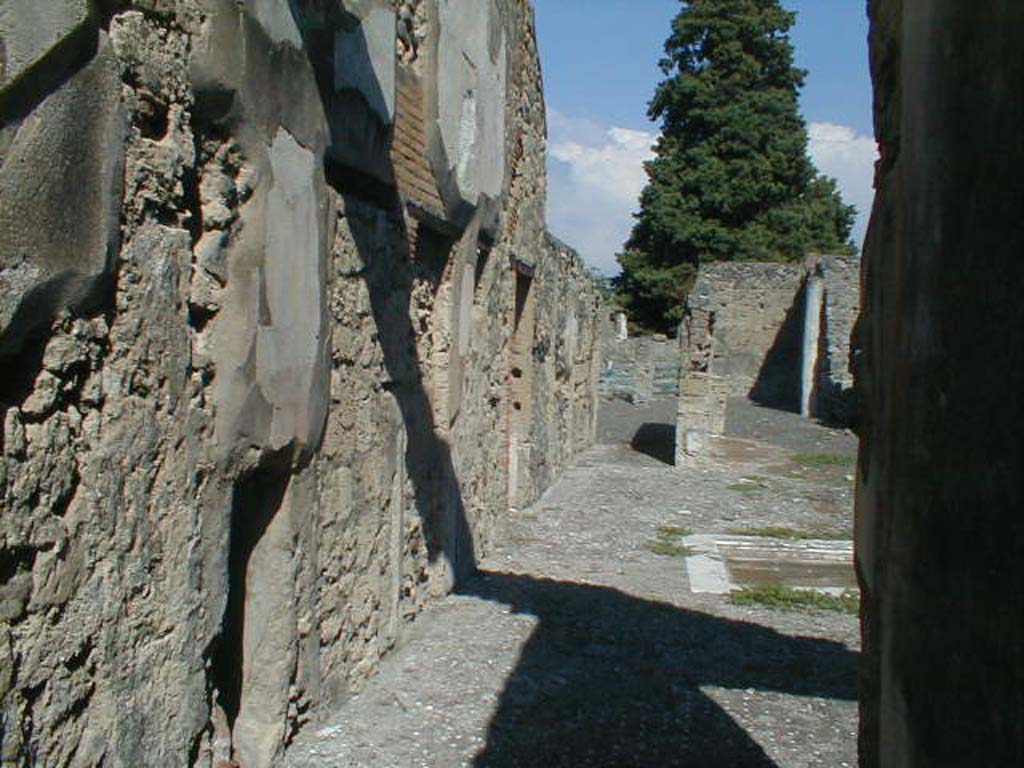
left=856, top=2, right=1024, bottom=765
left=681, top=258, right=859, bottom=417
left=518, top=234, right=601, bottom=507
left=686, top=261, right=807, bottom=403
left=0, top=2, right=599, bottom=766
left=816, top=254, right=859, bottom=424
left=674, top=257, right=859, bottom=462
left=598, top=332, right=680, bottom=403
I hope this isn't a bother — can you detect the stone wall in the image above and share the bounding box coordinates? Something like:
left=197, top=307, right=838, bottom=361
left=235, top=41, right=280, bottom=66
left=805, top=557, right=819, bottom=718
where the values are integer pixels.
left=598, top=332, right=680, bottom=403
left=0, top=2, right=600, bottom=766
left=686, top=261, right=807, bottom=403
left=674, top=256, right=859, bottom=462
left=684, top=257, right=858, bottom=413
left=816, top=254, right=859, bottom=425
left=856, top=2, right=1024, bottom=765
left=515, top=233, right=600, bottom=508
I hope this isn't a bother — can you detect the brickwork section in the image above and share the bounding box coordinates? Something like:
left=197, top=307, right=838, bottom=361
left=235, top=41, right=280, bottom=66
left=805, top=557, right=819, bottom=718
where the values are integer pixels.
left=392, top=74, right=445, bottom=215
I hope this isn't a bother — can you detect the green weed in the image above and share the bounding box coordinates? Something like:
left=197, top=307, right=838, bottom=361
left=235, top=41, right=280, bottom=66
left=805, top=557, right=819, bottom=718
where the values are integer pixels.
left=727, top=482, right=764, bottom=493
left=727, top=526, right=848, bottom=541
left=729, top=583, right=859, bottom=615
left=643, top=524, right=694, bottom=557
left=643, top=539, right=694, bottom=557
left=789, top=452, right=852, bottom=467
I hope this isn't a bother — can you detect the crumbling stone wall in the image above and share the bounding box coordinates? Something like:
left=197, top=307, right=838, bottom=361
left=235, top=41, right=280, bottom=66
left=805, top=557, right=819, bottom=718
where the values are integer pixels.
left=857, top=2, right=1024, bottom=765
left=517, top=233, right=600, bottom=507
left=674, top=257, right=859, bottom=462
left=598, top=332, right=680, bottom=403
left=680, top=258, right=858, bottom=414
left=686, top=262, right=807, bottom=403
left=0, top=2, right=599, bottom=766
left=816, top=254, right=859, bottom=424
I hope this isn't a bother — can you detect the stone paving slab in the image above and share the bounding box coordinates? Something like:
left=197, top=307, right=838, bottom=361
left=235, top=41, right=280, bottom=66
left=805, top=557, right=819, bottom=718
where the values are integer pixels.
left=685, top=535, right=855, bottom=595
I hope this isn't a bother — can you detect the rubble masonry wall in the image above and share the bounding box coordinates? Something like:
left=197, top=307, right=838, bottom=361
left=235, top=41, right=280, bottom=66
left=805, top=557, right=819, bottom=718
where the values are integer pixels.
left=0, top=2, right=599, bottom=765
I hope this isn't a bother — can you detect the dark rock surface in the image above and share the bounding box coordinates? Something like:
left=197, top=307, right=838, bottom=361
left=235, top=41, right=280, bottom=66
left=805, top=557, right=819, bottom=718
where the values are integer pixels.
left=857, top=1, right=1024, bottom=765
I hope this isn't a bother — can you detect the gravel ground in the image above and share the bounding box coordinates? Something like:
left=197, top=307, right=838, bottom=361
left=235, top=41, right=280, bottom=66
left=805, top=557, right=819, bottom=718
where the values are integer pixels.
left=286, top=397, right=859, bottom=768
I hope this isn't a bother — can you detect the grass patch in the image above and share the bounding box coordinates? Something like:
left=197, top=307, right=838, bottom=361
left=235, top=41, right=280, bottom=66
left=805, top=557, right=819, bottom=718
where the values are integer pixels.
left=644, top=539, right=694, bottom=557
left=729, top=583, right=859, bottom=615
left=727, top=482, right=764, bottom=493
left=790, top=452, right=852, bottom=467
left=728, top=476, right=770, bottom=494
left=727, top=525, right=849, bottom=541
left=643, top=524, right=694, bottom=557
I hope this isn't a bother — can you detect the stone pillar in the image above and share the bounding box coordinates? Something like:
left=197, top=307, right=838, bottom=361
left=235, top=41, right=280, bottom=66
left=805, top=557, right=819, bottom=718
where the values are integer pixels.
left=615, top=311, right=628, bottom=341
left=675, top=371, right=728, bottom=465
left=800, top=268, right=824, bottom=418
left=675, top=295, right=727, bottom=463
left=676, top=373, right=712, bottom=462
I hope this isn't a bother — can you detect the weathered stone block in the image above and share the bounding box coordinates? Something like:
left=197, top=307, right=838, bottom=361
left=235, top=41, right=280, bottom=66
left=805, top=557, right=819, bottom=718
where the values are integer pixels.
left=0, top=0, right=91, bottom=93
left=246, top=0, right=304, bottom=48
left=212, top=128, right=330, bottom=459
left=434, top=0, right=507, bottom=222
left=0, top=46, right=124, bottom=357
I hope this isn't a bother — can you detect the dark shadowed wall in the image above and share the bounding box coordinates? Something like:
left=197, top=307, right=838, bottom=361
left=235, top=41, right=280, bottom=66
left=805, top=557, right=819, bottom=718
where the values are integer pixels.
left=857, top=1, right=1024, bottom=765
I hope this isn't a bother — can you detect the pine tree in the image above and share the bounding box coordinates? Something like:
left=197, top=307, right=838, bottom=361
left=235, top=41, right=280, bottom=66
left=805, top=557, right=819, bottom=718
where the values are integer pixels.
left=616, top=0, right=856, bottom=333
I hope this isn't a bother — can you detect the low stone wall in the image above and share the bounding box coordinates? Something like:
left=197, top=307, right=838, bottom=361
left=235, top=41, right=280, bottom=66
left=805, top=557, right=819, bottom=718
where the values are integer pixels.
left=598, top=333, right=680, bottom=403
left=0, top=2, right=598, bottom=766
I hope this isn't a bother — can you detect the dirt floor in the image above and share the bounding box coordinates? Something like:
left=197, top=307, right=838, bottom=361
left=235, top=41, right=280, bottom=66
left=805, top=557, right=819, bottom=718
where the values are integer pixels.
left=286, top=397, right=859, bottom=768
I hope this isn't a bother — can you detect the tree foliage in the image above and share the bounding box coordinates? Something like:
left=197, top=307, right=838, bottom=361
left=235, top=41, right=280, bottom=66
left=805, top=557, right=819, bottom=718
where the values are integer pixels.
left=616, top=0, right=857, bottom=333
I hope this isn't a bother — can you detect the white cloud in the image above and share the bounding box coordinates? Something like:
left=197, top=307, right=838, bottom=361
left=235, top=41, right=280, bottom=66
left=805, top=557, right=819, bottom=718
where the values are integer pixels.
left=545, top=113, right=878, bottom=273
left=546, top=109, right=656, bottom=275
left=807, top=122, right=879, bottom=251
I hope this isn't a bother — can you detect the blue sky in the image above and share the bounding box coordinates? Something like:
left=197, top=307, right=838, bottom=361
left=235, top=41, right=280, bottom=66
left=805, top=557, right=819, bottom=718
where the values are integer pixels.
left=535, top=0, right=876, bottom=274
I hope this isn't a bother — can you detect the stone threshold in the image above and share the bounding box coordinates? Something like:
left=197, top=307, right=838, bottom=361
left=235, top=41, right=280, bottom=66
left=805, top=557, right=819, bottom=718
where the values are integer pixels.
left=683, top=534, right=856, bottom=595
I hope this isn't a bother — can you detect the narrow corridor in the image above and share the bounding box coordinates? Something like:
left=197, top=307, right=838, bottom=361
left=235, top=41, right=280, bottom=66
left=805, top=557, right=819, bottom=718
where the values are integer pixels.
left=287, top=399, right=859, bottom=767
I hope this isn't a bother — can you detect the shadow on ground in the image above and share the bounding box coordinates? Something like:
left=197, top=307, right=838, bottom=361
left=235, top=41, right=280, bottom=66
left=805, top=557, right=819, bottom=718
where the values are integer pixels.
left=630, top=422, right=676, bottom=465
left=460, top=571, right=857, bottom=768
